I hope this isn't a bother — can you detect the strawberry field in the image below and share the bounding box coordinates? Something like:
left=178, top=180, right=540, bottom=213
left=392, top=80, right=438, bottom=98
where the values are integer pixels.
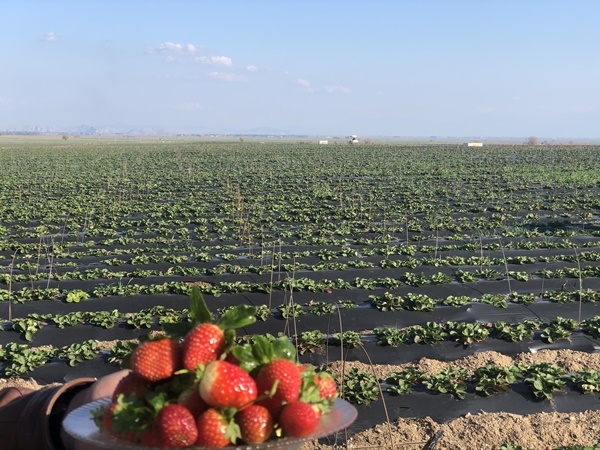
left=1, top=139, right=600, bottom=447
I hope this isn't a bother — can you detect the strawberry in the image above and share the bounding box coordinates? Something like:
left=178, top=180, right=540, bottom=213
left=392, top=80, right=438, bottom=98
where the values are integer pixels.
left=182, top=323, right=225, bottom=370
left=181, top=289, right=257, bottom=370
left=199, top=360, right=257, bottom=409
left=315, top=372, right=338, bottom=403
left=139, top=426, right=160, bottom=447
left=195, top=408, right=239, bottom=448
left=235, top=404, right=274, bottom=444
left=155, top=404, right=198, bottom=448
left=279, top=401, right=321, bottom=437
left=256, top=359, right=302, bottom=415
left=130, top=337, right=181, bottom=382
left=112, top=372, right=150, bottom=401
left=177, top=385, right=208, bottom=418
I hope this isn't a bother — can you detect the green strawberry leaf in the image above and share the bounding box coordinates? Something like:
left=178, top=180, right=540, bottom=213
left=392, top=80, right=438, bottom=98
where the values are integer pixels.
left=230, top=344, right=260, bottom=373
left=251, top=335, right=275, bottom=364
left=146, top=391, right=169, bottom=414
left=190, top=288, right=214, bottom=325
left=225, top=418, right=242, bottom=445
left=217, top=305, right=257, bottom=330
left=272, top=336, right=296, bottom=361
left=111, top=395, right=154, bottom=437
left=223, top=328, right=237, bottom=355
left=91, top=404, right=107, bottom=429
left=162, top=321, right=195, bottom=338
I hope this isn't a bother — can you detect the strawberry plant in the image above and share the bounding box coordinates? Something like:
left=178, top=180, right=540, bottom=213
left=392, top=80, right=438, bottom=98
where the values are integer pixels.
left=1, top=343, right=55, bottom=376
left=582, top=316, right=600, bottom=338
left=332, top=331, right=362, bottom=349
left=11, top=317, right=46, bottom=341
left=342, top=368, right=380, bottom=404
left=369, top=292, right=404, bottom=311
left=276, top=303, right=305, bottom=319
left=480, top=293, right=508, bottom=308
left=386, top=368, right=426, bottom=395
left=306, top=301, right=336, bottom=316
left=521, top=363, right=566, bottom=399
left=493, top=320, right=542, bottom=342
left=568, top=369, right=600, bottom=395
left=403, top=292, right=436, bottom=311
left=58, top=340, right=102, bottom=366
left=374, top=326, right=410, bottom=346
left=294, top=330, right=326, bottom=355
left=540, top=317, right=578, bottom=343
left=401, top=272, right=430, bottom=287
left=509, top=292, right=537, bottom=305
left=441, top=295, right=473, bottom=307
left=445, top=321, right=490, bottom=345
left=471, top=365, right=522, bottom=396
left=65, top=289, right=90, bottom=303
left=408, top=322, right=448, bottom=344
left=424, top=368, right=467, bottom=399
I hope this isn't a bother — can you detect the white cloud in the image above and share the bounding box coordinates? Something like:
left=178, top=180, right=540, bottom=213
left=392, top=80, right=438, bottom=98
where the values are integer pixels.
left=209, top=72, right=244, bottom=82
left=195, top=55, right=232, bottom=67
left=246, top=65, right=258, bottom=72
left=326, top=85, right=352, bottom=95
left=41, top=32, right=57, bottom=42
left=149, top=42, right=233, bottom=66
left=295, top=78, right=313, bottom=93
left=159, top=41, right=184, bottom=53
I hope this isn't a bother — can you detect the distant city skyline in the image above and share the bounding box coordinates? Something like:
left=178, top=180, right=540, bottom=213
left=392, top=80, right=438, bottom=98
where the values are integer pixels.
left=2, top=1, right=600, bottom=138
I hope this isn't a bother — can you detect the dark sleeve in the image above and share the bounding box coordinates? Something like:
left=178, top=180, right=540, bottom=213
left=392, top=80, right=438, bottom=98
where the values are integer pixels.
left=0, top=378, right=95, bottom=450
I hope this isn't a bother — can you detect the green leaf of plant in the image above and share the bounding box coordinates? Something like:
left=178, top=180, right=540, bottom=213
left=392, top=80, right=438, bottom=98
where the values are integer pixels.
left=190, top=287, right=213, bottom=325
left=162, top=321, right=195, bottom=338
left=251, top=335, right=275, bottom=364
left=272, top=336, right=296, bottom=361
left=217, top=305, right=257, bottom=330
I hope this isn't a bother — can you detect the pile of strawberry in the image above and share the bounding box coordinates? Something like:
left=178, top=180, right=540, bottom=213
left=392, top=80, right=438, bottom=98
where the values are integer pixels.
left=93, top=289, right=338, bottom=448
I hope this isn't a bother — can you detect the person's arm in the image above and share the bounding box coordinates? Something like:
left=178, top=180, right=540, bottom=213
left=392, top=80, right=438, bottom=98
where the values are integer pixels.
left=61, top=370, right=129, bottom=450
left=0, top=370, right=128, bottom=450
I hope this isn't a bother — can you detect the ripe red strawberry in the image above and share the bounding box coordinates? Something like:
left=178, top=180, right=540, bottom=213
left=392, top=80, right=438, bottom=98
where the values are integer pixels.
left=235, top=404, right=274, bottom=444
left=199, top=360, right=257, bottom=409
left=182, top=323, right=225, bottom=370
left=112, top=373, right=150, bottom=401
left=102, top=401, right=136, bottom=442
left=178, top=385, right=208, bottom=418
left=195, top=408, right=239, bottom=448
left=256, top=359, right=302, bottom=415
left=130, top=338, right=181, bottom=382
left=139, top=426, right=160, bottom=447
left=279, top=401, right=321, bottom=437
left=315, top=373, right=338, bottom=403
left=155, top=404, right=198, bottom=448
left=181, top=292, right=257, bottom=371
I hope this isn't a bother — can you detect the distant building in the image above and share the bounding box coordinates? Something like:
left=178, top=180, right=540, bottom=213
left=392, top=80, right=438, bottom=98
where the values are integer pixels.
left=318, top=140, right=328, bottom=145
left=466, top=142, right=483, bottom=147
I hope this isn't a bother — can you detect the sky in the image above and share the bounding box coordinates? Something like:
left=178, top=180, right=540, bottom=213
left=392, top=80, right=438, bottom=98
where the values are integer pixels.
left=2, top=1, right=600, bottom=138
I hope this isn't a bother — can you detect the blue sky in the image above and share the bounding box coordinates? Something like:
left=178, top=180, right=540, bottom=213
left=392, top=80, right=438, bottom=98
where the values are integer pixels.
left=2, top=1, right=600, bottom=137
